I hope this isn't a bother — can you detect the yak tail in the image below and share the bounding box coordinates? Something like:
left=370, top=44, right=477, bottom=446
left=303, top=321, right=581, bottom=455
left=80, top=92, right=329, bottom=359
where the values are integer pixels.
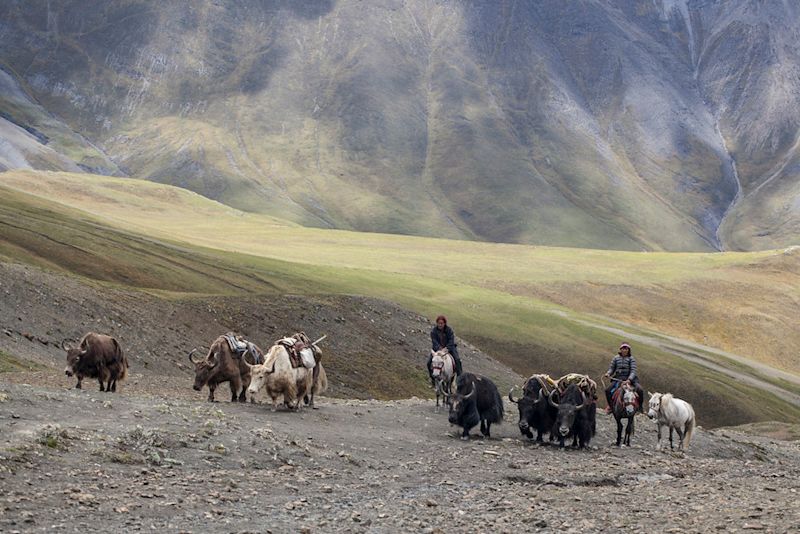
left=114, top=338, right=129, bottom=382
left=683, top=408, right=695, bottom=450
left=314, top=363, right=328, bottom=395
left=490, top=383, right=504, bottom=423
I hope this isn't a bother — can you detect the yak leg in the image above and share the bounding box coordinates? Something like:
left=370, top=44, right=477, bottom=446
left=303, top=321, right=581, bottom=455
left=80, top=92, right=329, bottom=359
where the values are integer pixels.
left=536, top=429, right=544, bottom=443
left=239, top=376, right=250, bottom=403
left=480, top=420, right=491, bottom=438
left=229, top=377, right=241, bottom=403
left=461, top=426, right=470, bottom=440
left=97, top=378, right=105, bottom=392
left=109, top=377, right=117, bottom=392
left=75, top=375, right=83, bottom=389
left=271, top=396, right=279, bottom=412
left=207, top=384, right=216, bottom=402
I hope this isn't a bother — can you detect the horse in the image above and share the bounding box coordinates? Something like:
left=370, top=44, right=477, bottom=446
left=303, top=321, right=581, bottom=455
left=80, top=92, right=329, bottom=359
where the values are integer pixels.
left=611, top=381, right=639, bottom=447
left=647, top=392, right=695, bottom=452
left=430, top=349, right=456, bottom=413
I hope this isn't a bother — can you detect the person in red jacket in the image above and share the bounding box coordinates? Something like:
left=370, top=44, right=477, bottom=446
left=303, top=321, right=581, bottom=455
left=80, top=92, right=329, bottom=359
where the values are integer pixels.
left=426, top=315, right=463, bottom=386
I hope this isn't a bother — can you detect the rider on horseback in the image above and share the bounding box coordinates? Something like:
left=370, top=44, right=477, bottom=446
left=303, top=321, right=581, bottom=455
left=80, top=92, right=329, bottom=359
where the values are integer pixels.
left=604, top=342, right=645, bottom=414
left=427, top=315, right=463, bottom=387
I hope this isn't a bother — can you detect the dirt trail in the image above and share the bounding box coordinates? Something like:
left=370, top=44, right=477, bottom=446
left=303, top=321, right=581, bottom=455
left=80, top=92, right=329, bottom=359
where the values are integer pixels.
left=1, top=382, right=798, bottom=533
left=550, top=310, right=800, bottom=407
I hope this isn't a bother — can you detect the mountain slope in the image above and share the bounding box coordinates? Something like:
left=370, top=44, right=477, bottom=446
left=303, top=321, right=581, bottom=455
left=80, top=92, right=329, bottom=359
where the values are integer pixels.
left=2, top=171, right=799, bottom=426
left=0, top=0, right=798, bottom=250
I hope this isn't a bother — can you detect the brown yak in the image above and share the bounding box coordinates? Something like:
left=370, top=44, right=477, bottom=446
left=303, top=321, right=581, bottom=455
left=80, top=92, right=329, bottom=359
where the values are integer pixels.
left=189, top=335, right=262, bottom=402
left=63, top=333, right=128, bottom=392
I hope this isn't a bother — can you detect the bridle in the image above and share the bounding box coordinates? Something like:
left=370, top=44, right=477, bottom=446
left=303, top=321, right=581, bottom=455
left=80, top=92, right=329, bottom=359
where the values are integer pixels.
left=613, top=382, right=638, bottom=414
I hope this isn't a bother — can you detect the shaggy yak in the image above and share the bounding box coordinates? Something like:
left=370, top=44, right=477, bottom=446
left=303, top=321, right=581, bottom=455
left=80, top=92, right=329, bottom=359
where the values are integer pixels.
left=246, top=344, right=328, bottom=411
left=63, top=333, right=128, bottom=392
left=447, top=373, right=504, bottom=439
left=189, top=336, right=263, bottom=402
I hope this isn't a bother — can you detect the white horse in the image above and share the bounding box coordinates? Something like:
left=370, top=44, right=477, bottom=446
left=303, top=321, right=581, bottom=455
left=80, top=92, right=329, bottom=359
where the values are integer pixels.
left=647, top=392, right=695, bottom=451
left=431, top=349, right=456, bottom=413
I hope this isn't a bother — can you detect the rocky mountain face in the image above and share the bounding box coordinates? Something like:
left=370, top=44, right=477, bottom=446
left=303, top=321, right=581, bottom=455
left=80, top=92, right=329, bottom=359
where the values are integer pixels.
left=0, top=0, right=798, bottom=251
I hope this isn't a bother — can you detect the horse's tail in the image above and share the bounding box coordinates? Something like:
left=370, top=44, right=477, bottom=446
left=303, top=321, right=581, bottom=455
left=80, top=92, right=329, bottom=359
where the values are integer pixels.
left=683, top=406, right=696, bottom=449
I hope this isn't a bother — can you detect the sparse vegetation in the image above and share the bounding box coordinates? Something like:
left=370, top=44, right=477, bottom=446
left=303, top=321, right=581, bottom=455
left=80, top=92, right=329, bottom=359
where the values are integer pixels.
left=0, top=173, right=798, bottom=425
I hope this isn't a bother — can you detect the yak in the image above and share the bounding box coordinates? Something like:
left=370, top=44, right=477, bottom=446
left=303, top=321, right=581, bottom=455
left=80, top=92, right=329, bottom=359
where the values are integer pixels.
left=549, top=384, right=595, bottom=449
left=509, top=376, right=557, bottom=443
left=246, top=344, right=325, bottom=411
left=447, top=373, right=503, bottom=440
left=63, top=333, right=128, bottom=392
left=190, top=335, right=262, bottom=402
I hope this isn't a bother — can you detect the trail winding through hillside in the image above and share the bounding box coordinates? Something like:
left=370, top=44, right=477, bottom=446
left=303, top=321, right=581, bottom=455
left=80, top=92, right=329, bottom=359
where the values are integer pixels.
left=549, top=310, right=800, bottom=408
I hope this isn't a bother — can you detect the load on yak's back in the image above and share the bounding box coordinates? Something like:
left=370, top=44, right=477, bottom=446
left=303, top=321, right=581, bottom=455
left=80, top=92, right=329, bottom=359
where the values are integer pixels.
left=506, top=373, right=597, bottom=449
left=188, top=331, right=327, bottom=410
left=188, top=333, right=264, bottom=403
left=246, top=332, right=328, bottom=411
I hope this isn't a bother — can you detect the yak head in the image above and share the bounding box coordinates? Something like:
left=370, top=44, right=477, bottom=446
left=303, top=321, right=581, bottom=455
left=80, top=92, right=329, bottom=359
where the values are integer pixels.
left=508, top=386, right=544, bottom=438
left=62, top=340, right=87, bottom=377
left=246, top=364, right=270, bottom=396
left=448, top=385, right=479, bottom=429
left=549, top=386, right=586, bottom=437
left=189, top=347, right=219, bottom=391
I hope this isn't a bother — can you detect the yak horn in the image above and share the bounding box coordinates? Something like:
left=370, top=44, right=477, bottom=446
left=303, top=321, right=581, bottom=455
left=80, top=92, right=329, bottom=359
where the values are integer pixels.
left=312, top=335, right=327, bottom=347
left=533, top=389, right=545, bottom=404
left=188, top=349, right=200, bottom=364
left=508, top=386, right=520, bottom=404
left=548, top=389, right=560, bottom=409
left=575, top=391, right=587, bottom=411
left=463, top=385, right=476, bottom=400
left=61, top=339, right=73, bottom=351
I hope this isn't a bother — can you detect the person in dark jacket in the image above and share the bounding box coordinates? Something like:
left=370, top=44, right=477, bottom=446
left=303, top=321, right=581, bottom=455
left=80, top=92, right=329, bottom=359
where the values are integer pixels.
left=427, top=315, right=463, bottom=386
left=604, top=342, right=645, bottom=414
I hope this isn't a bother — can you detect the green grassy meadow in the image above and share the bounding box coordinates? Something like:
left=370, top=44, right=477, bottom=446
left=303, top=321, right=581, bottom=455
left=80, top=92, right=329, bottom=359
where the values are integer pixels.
left=1, top=170, right=799, bottom=426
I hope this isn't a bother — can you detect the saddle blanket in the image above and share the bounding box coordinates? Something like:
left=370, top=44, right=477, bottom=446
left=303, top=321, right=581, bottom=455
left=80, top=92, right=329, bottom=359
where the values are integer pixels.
left=222, top=333, right=264, bottom=364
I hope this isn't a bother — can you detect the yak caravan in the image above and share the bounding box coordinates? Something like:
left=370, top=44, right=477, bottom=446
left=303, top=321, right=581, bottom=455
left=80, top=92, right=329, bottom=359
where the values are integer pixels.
left=63, top=328, right=682, bottom=452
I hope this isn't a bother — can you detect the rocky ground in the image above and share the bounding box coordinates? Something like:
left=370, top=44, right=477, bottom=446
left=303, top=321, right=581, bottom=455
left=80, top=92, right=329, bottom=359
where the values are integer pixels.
left=1, top=381, right=798, bottom=534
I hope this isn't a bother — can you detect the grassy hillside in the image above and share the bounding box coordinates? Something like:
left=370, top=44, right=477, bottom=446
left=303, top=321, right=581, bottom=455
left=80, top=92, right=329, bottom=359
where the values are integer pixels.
left=1, top=170, right=799, bottom=426
left=3, top=170, right=799, bottom=372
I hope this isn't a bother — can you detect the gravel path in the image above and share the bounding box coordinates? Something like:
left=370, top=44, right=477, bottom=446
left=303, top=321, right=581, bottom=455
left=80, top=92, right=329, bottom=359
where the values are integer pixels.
left=1, top=382, right=798, bottom=533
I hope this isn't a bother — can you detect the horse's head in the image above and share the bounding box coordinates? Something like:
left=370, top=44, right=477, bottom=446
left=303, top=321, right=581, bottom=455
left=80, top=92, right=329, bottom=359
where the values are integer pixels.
left=647, top=392, right=662, bottom=420
left=622, top=384, right=638, bottom=416
left=431, top=349, right=448, bottom=378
